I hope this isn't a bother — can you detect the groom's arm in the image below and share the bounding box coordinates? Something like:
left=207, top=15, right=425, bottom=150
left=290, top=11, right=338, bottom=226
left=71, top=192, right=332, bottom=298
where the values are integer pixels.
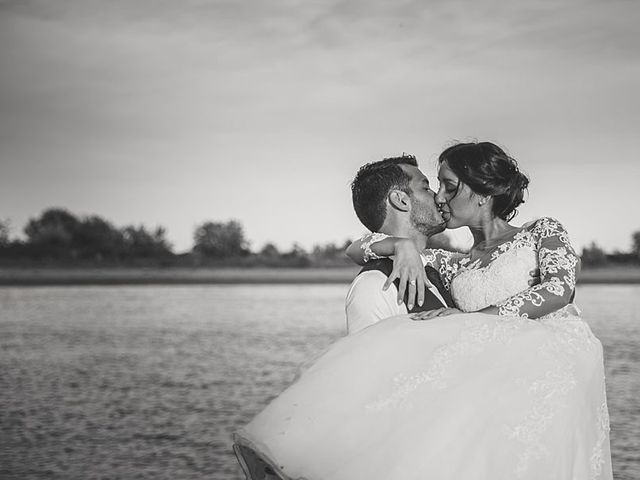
left=345, top=271, right=406, bottom=334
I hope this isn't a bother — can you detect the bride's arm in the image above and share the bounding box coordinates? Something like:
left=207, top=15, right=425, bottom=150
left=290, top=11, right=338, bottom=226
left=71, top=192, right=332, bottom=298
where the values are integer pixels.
left=494, top=217, right=580, bottom=319
left=345, top=233, right=403, bottom=266
left=345, top=234, right=432, bottom=308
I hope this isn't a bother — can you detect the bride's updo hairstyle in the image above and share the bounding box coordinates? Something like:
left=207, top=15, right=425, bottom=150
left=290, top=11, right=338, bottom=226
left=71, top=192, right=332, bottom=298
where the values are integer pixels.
left=439, top=142, right=529, bottom=221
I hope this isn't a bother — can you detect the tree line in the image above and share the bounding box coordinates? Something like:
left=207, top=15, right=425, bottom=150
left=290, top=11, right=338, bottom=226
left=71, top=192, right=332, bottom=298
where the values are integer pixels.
left=581, top=235, right=640, bottom=267
left=0, top=208, right=638, bottom=267
left=0, top=208, right=360, bottom=267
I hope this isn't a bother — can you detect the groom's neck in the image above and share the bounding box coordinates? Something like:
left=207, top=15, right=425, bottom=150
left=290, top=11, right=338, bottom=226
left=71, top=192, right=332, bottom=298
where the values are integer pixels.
left=379, top=219, right=428, bottom=252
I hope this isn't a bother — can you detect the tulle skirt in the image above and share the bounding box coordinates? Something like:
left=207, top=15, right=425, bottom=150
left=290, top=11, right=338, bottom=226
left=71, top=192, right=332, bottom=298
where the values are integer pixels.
left=233, top=310, right=612, bottom=480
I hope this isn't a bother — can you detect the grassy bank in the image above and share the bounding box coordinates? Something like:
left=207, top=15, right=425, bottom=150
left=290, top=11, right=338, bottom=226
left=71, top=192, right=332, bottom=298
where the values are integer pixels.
left=576, top=266, right=640, bottom=284
left=1, top=265, right=640, bottom=286
left=0, top=267, right=362, bottom=286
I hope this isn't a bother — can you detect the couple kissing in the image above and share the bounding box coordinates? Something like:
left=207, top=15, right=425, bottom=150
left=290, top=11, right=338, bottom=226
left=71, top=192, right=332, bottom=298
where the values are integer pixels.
left=234, top=141, right=612, bottom=480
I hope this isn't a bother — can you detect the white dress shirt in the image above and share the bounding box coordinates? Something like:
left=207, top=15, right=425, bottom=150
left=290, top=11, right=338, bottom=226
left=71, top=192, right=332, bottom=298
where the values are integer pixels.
left=345, top=255, right=446, bottom=335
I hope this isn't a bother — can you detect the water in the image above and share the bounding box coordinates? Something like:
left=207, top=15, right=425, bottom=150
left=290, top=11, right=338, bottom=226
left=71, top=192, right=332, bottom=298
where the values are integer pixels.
left=0, top=284, right=638, bottom=480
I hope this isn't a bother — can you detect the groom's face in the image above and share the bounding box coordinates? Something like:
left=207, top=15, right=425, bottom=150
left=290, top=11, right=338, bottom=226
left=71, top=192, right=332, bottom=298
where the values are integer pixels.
left=400, top=165, right=446, bottom=236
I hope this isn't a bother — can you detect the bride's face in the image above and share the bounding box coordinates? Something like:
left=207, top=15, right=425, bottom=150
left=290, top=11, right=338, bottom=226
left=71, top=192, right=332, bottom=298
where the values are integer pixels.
left=436, top=161, right=482, bottom=229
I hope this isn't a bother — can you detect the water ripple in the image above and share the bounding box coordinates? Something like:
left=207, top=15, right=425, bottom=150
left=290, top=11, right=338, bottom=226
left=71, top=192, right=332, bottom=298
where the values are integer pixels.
left=0, top=284, right=638, bottom=479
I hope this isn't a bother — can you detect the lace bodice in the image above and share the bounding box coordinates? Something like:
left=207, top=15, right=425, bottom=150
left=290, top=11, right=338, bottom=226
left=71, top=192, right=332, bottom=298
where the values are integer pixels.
left=451, top=246, right=537, bottom=312
left=426, top=217, right=579, bottom=318
left=362, top=217, right=580, bottom=319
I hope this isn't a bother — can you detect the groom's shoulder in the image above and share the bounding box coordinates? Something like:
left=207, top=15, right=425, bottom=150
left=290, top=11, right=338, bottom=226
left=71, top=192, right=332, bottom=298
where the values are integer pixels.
left=357, top=258, right=394, bottom=277
left=346, top=259, right=402, bottom=331
left=348, top=258, right=395, bottom=297
left=347, top=258, right=397, bottom=305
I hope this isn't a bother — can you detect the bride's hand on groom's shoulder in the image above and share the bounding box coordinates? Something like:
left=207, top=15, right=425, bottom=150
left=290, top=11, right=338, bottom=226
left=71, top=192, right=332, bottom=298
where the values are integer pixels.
left=410, top=308, right=461, bottom=321
left=383, top=239, right=432, bottom=310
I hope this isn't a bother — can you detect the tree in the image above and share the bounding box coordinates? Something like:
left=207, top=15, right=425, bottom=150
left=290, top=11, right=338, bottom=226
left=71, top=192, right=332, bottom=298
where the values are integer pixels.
left=581, top=242, right=607, bottom=267
left=285, top=243, right=307, bottom=257
left=24, top=208, right=81, bottom=257
left=122, top=225, right=172, bottom=258
left=193, top=220, right=250, bottom=258
left=312, top=242, right=340, bottom=257
left=22, top=208, right=173, bottom=261
left=75, top=215, right=124, bottom=260
left=0, top=219, right=10, bottom=247
left=260, top=242, right=280, bottom=257
left=633, top=230, right=640, bottom=258
left=281, top=242, right=310, bottom=266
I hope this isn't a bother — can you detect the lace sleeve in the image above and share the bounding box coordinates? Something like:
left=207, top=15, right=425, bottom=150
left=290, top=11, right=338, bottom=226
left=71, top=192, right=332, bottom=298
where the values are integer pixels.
left=423, top=249, right=466, bottom=291
left=360, top=232, right=391, bottom=262
left=497, top=217, right=579, bottom=319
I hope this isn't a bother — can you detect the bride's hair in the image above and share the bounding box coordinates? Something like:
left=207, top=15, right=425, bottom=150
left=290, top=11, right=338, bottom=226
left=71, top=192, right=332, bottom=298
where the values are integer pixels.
left=439, top=142, right=529, bottom=221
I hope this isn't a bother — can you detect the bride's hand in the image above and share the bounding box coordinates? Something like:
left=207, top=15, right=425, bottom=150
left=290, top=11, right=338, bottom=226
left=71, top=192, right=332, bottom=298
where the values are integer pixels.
left=528, top=268, right=541, bottom=286
left=410, top=307, right=461, bottom=321
left=382, top=239, right=432, bottom=310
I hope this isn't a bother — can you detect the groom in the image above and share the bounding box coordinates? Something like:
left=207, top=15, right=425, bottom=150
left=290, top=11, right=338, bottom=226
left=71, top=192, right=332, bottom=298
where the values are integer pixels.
left=346, top=155, right=454, bottom=334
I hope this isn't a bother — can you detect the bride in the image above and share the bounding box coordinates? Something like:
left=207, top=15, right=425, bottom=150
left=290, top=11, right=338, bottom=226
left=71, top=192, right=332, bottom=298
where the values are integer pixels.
left=233, top=142, right=612, bottom=480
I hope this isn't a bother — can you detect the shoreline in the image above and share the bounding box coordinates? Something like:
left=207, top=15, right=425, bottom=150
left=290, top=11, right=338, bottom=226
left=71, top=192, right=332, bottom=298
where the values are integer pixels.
left=1, top=266, right=640, bottom=286
left=0, top=267, right=361, bottom=286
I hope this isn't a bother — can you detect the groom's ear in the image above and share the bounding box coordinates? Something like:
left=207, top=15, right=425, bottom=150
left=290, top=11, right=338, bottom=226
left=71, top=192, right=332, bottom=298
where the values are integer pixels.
left=388, top=189, right=410, bottom=212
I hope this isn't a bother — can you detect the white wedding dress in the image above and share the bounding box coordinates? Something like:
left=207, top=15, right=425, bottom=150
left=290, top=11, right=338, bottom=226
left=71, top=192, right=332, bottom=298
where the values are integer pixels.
left=234, top=218, right=612, bottom=480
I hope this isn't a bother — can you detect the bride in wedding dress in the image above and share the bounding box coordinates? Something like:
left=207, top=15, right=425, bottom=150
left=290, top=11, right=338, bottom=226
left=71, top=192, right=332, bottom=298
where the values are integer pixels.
left=233, top=142, right=612, bottom=480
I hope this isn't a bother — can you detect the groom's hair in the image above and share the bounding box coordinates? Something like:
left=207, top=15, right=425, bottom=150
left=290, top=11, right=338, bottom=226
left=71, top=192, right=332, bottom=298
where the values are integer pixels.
left=351, top=155, right=418, bottom=231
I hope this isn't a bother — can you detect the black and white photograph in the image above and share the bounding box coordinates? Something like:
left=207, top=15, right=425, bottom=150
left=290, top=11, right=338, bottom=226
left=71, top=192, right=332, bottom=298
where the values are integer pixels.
left=1, top=1, right=638, bottom=479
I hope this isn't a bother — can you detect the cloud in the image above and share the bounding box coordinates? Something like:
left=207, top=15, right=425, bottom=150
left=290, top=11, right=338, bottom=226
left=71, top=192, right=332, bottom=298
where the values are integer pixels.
left=0, top=0, right=638, bottom=250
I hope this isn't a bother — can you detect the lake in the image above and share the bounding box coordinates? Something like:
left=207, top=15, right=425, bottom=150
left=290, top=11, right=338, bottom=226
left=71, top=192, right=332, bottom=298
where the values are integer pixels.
left=1, top=284, right=638, bottom=479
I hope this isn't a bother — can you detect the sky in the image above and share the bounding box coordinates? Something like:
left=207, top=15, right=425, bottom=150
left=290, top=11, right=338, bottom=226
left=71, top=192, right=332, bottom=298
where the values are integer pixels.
left=1, top=0, right=639, bottom=253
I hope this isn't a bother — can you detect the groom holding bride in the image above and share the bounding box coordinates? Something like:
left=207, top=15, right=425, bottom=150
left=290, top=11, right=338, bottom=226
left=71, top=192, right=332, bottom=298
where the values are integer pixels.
left=235, top=142, right=612, bottom=480
left=345, top=152, right=541, bottom=333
